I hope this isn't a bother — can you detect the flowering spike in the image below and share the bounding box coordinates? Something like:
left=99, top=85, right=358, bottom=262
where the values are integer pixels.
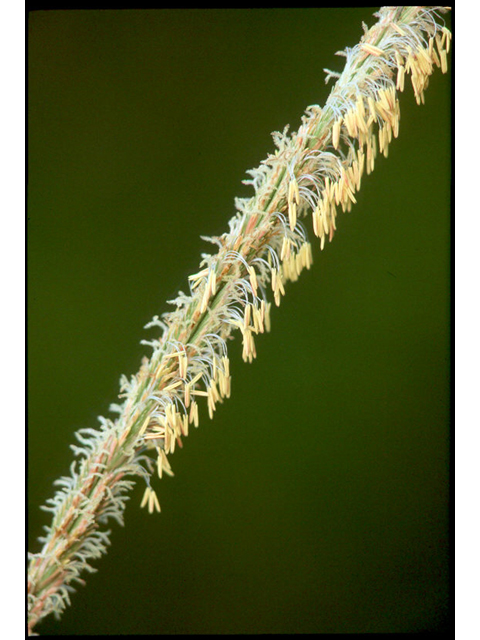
left=28, top=7, right=451, bottom=634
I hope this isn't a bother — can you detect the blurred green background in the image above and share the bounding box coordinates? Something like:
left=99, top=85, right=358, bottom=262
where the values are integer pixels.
left=28, top=8, right=451, bottom=634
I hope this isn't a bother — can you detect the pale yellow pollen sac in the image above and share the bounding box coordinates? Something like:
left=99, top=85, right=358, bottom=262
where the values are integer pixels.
left=366, top=139, right=373, bottom=175
left=378, top=125, right=384, bottom=153
left=207, top=387, right=216, bottom=419
left=345, top=184, right=357, bottom=205
left=396, top=65, right=405, bottom=92
left=208, top=380, right=218, bottom=410
left=359, top=118, right=369, bottom=143
left=287, top=179, right=300, bottom=231
left=163, top=351, right=181, bottom=361
left=222, top=355, right=230, bottom=379
left=165, top=403, right=176, bottom=433
left=344, top=167, right=357, bottom=202
left=140, top=486, right=150, bottom=509
left=241, top=329, right=249, bottom=362
left=361, top=43, right=384, bottom=57
left=140, top=487, right=161, bottom=514
left=244, top=303, right=251, bottom=331
left=303, top=242, right=313, bottom=270
left=440, top=50, right=448, bottom=74
left=271, top=267, right=278, bottom=294
left=292, top=251, right=301, bottom=279
left=252, top=305, right=263, bottom=334
left=325, top=176, right=334, bottom=204
left=212, top=355, right=217, bottom=382
left=344, top=109, right=358, bottom=138
left=206, top=268, right=215, bottom=299
left=333, top=178, right=342, bottom=206
left=260, top=298, right=266, bottom=326
left=168, top=426, right=176, bottom=454
left=291, top=252, right=300, bottom=281
left=175, top=411, right=184, bottom=437
left=208, top=267, right=216, bottom=296
left=163, top=379, right=183, bottom=393
left=274, top=285, right=281, bottom=308
left=242, top=327, right=256, bottom=363
left=250, top=334, right=257, bottom=362
left=386, top=121, right=393, bottom=145
left=149, top=488, right=161, bottom=514
left=250, top=305, right=259, bottom=333
left=163, top=449, right=174, bottom=476
left=179, top=352, right=188, bottom=380
left=388, top=85, right=397, bottom=110
left=322, top=205, right=329, bottom=236
left=182, top=414, right=189, bottom=438
left=357, top=149, right=365, bottom=188
left=191, top=389, right=209, bottom=397
left=367, top=134, right=377, bottom=173
left=392, top=100, right=400, bottom=138
left=189, top=400, right=199, bottom=427
left=377, top=88, right=393, bottom=119
left=443, top=27, right=451, bottom=54
left=183, top=372, right=202, bottom=408
left=367, top=96, right=377, bottom=125
left=281, top=254, right=291, bottom=282
left=280, top=236, right=291, bottom=262
left=356, top=95, right=366, bottom=120
left=409, top=68, right=419, bottom=100
left=312, top=204, right=321, bottom=238
left=439, top=28, right=447, bottom=52
left=157, top=450, right=163, bottom=478
left=371, top=134, right=377, bottom=170
left=288, top=200, right=297, bottom=232
left=318, top=189, right=327, bottom=215
left=329, top=202, right=337, bottom=232
left=405, top=47, right=414, bottom=74
left=197, top=268, right=216, bottom=313
left=217, top=369, right=227, bottom=398
left=349, top=160, right=359, bottom=193
left=417, top=47, right=433, bottom=76
left=138, top=414, right=151, bottom=438
left=199, top=280, right=210, bottom=314
left=357, top=128, right=368, bottom=150
left=264, top=301, right=272, bottom=333
left=383, top=135, right=390, bottom=158
left=188, top=267, right=209, bottom=289
left=219, top=363, right=231, bottom=398
left=143, top=424, right=165, bottom=443
left=295, top=249, right=304, bottom=276
left=210, top=378, right=221, bottom=403
left=332, top=117, right=342, bottom=150
left=343, top=171, right=354, bottom=202
left=248, top=266, right=258, bottom=297
left=278, top=272, right=285, bottom=296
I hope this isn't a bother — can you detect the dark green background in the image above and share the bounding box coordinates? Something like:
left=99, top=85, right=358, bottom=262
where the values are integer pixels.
left=28, top=8, right=451, bottom=635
